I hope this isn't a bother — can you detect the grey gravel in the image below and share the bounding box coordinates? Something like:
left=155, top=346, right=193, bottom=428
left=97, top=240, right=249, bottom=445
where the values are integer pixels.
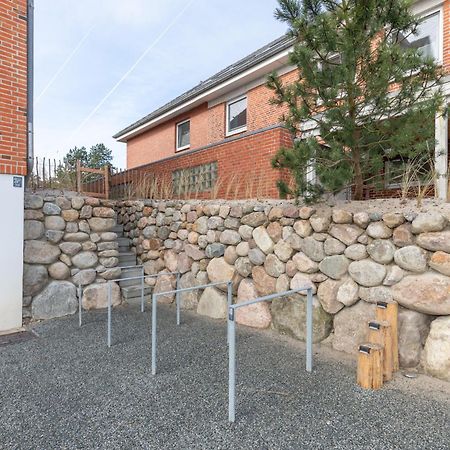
left=1, top=305, right=449, bottom=450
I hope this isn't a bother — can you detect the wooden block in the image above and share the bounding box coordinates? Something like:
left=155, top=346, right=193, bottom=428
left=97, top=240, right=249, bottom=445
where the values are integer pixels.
left=367, top=320, right=393, bottom=382
left=376, top=301, right=399, bottom=372
left=357, top=343, right=383, bottom=390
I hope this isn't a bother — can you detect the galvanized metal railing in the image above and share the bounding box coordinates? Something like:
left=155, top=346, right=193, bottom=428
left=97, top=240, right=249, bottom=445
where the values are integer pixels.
left=150, top=280, right=233, bottom=376
left=77, top=268, right=181, bottom=348
left=227, top=286, right=314, bottom=423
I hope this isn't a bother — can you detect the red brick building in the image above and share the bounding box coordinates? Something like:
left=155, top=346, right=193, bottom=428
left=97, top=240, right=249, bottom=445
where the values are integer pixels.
left=114, top=0, right=449, bottom=201
left=0, top=0, right=32, bottom=332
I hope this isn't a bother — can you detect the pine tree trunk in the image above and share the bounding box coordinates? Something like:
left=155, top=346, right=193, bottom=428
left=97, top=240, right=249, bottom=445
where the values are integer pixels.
left=353, top=145, right=364, bottom=201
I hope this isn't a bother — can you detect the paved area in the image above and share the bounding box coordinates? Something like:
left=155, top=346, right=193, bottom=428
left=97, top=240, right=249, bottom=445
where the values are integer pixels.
left=1, top=303, right=449, bottom=450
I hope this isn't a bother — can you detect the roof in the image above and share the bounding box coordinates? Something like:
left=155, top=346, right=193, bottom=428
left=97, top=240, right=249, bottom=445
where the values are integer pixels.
left=113, top=33, right=294, bottom=140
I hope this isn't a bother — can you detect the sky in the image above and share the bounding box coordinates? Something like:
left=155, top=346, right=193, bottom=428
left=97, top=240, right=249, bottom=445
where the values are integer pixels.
left=34, top=0, right=287, bottom=169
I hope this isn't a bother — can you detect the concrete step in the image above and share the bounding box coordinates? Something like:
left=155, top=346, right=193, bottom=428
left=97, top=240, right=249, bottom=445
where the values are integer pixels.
left=121, top=285, right=152, bottom=300
left=112, top=224, right=124, bottom=237
left=118, top=258, right=138, bottom=268
left=118, top=237, right=131, bottom=247
left=119, top=268, right=143, bottom=287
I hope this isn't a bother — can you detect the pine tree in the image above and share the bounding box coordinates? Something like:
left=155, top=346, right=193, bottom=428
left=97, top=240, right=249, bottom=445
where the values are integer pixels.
left=268, top=0, right=443, bottom=201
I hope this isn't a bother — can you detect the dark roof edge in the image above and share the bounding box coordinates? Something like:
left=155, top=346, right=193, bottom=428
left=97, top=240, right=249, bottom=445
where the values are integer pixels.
left=113, top=33, right=294, bottom=140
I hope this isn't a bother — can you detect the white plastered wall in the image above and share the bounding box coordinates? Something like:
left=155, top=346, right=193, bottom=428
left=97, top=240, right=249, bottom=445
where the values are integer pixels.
left=0, top=174, right=24, bottom=332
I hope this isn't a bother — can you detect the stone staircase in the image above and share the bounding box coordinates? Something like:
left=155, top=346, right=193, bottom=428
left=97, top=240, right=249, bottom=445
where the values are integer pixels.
left=112, top=224, right=152, bottom=303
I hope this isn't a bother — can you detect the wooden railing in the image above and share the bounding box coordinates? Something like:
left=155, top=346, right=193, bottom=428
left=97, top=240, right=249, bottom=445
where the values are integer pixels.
left=76, top=160, right=110, bottom=199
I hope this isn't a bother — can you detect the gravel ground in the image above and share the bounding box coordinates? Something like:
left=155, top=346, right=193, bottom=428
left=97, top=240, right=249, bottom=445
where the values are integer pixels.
left=1, top=303, right=449, bottom=450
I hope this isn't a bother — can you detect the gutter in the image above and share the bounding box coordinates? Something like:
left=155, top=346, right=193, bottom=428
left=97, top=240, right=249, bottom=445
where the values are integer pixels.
left=26, top=0, right=34, bottom=180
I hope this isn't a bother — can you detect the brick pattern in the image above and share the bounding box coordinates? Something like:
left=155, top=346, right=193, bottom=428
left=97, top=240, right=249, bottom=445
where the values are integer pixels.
left=444, top=0, right=450, bottom=72
left=115, top=127, right=293, bottom=199
left=0, top=0, right=28, bottom=176
left=126, top=70, right=297, bottom=168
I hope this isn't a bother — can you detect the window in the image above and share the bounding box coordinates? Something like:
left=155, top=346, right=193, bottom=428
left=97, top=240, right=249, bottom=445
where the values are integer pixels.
left=172, top=162, right=218, bottom=194
left=384, top=156, right=433, bottom=189
left=226, top=96, right=247, bottom=135
left=399, top=11, right=440, bottom=61
left=176, top=119, right=190, bottom=151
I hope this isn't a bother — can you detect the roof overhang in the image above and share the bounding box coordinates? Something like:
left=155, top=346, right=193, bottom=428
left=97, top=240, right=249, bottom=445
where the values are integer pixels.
left=114, top=48, right=293, bottom=142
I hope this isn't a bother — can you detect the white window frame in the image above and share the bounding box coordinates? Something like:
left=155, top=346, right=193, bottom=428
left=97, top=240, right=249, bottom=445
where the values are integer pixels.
left=226, top=95, right=248, bottom=137
left=412, top=5, right=443, bottom=64
left=176, top=119, right=190, bottom=152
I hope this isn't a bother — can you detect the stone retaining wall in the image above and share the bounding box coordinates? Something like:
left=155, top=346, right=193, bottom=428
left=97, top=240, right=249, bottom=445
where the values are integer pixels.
left=23, top=192, right=121, bottom=320
left=116, top=199, right=450, bottom=382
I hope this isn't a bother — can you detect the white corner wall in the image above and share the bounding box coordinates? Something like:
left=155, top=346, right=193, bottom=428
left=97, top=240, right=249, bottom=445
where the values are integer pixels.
left=0, top=174, right=24, bottom=332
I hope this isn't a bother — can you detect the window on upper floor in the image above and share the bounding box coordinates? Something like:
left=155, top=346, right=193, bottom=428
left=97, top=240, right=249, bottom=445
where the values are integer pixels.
left=176, top=119, right=190, bottom=151
left=226, top=96, right=247, bottom=136
left=398, top=11, right=440, bottom=61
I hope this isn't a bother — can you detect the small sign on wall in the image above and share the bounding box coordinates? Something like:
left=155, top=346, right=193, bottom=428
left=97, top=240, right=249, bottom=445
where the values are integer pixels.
left=13, top=176, right=22, bottom=188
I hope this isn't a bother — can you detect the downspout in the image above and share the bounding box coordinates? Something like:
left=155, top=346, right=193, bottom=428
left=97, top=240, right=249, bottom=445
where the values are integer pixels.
left=26, top=0, right=34, bottom=181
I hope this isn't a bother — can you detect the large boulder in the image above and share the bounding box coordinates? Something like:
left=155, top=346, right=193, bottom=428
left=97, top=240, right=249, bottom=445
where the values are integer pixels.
left=318, top=255, right=349, bottom=280
left=178, top=272, right=199, bottom=310
left=197, top=287, right=228, bottom=319
left=87, top=217, right=115, bottom=232
left=411, top=212, right=446, bottom=234
left=273, top=240, right=293, bottom=262
left=220, top=230, right=241, bottom=245
left=398, top=308, right=432, bottom=368
left=252, top=266, right=276, bottom=296
left=72, top=251, right=98, bottom=269
left=366, top=222, right=392, bottom=239
left=235, top=279, right=271, bottom=328
left=48, top=262, right=70, bottom=280
left=301, top=237, right=325, bottom=262
left=317, top=278, right=345, bottom=314
left=367, top=239, right=396, bottom=264
left=332, top=300, right=376, bottom=354
left=252, top=226, right=274, bottom=254
left=329, top=224, right=363, bottom=246
left=348, top=259, right=386, bottom=287
left=32, top=281, right=77, bottom=319
left=24, top=220, right=44, bottom=240
left=421, top=316, right=450, bottom=381
left=271, top=294, right=332, bottom=343
left=264, top=254, right=285, bottom=278
left=24, top=240, right=61, bottom=264
left=323, top=237, right=346, bottom=255
left=392, top=273, right=450, bottom=315
left=416, top=231, right=450, bottom=253
left=241, top=212, right=267, bottom=227
left=392, top=224, right=414, bottom=247
left=206, top=257, right=235, bottom=284
left=82, top=282, right=121, bottom=310
left=72, top=269, right=97, bottom=286
left=153, top=272, right=175, bottom=304
left=429, top=251, right=450, bottom=276
left=23, top=264, right=48, bottom=296
left=394, top=246, right=427, bottom=273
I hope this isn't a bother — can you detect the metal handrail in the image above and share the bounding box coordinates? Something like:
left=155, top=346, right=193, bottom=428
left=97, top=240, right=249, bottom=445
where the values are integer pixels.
left=151, top=280, right=233, bottom=376
left=227, top=286, right=314, bottom=423
left=77, top=270, right=182, bottom=348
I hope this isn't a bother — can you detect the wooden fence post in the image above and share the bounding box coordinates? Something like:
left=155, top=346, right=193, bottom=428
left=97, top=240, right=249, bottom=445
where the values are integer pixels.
left=376, top=301, right=399, bottom=372
left=76, top=160, right=81, bottom=193
left=104, top=165, right=110, bottom=200
left=357, top=343, right=383, bottom=390
left=367, top=320, right=393, bottom=382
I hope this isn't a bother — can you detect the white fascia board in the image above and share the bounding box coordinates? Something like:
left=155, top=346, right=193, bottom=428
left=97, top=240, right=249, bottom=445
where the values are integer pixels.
left=116, top=48, right=293, bottom=142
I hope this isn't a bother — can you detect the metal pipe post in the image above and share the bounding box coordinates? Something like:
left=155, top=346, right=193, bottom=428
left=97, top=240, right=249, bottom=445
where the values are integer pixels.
left=228, top=308, right=236, bottom=423
left=140, top=266, right=145, bottom=313
left=176, top=272, right=181, bottom=326
left=107, top=282, right=112, bottom=348
left=78, top=284, right=82, bottom=327
left=306, top=288, right=313, bottom=373
left=151, top=293, right=157, bottom=375
left=227, top=281, right=232, bottom=346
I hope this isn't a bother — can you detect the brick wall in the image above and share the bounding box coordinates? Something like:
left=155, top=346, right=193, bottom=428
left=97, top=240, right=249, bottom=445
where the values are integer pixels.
left=115, top=126, right=293, bottom=199
left=0, top=0, right=28, bottom=176
left=126, top=69, right=297, bottom=169
left=444, top=0, right=450, bottom=72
